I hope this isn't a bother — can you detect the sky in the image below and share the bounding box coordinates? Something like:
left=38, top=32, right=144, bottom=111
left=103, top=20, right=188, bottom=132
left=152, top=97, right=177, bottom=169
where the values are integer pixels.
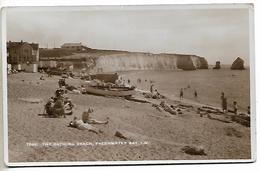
left=6, top=5, right=251, bottom=65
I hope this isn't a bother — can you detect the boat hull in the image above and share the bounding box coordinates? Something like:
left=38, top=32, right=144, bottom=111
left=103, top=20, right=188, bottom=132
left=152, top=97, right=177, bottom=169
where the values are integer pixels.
left=84, top=86, right=136, bottom=97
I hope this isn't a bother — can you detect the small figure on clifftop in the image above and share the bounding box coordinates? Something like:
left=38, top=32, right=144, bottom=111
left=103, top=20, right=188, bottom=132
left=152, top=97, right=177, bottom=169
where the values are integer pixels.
left=180, top=88, right=184, bottom=100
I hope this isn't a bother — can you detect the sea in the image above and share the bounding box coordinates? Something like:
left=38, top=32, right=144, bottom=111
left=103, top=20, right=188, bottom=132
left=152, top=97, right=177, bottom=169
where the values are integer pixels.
left=120, top=68, right=250, bottom=111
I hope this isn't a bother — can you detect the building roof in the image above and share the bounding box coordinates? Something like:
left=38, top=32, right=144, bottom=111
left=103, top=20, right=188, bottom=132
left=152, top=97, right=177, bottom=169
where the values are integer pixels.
left=7, top=41, right=39, bottom=50
left=7, top=42, right=22, bottom=48
left=61, top=43, right=83, bottom=47
left=30, top=43, right=39, bottom=50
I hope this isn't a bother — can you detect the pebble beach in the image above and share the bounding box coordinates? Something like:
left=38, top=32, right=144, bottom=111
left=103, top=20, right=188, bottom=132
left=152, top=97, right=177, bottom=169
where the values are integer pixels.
left=7, top=72, right=251, bottom=163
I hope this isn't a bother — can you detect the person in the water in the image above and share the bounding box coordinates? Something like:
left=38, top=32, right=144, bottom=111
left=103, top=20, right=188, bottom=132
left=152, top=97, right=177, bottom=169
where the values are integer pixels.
left=180, top=88, right=184, bottom=100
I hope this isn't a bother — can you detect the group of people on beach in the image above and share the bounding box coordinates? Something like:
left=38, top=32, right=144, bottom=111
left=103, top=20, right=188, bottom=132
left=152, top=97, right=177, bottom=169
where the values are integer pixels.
left=179, top=86, right=249, bottom=115
left=44, top=78, right=109, bottom=134
left=179, top=85, right=198, bottom=100
left=122, top=76, right=250, bottom=116
left=68, top=108, right=109, bottom=134
left=44, top=78, right=81, bottom=118
left=178, top=85, right=250, bottom=115
left=119, top=76, right=154, bottom=87
left=220, top=92, right=250, bottom=115
left=44, top=86, right=74, bottom=118
left=146, top=83, right=165, bottom=99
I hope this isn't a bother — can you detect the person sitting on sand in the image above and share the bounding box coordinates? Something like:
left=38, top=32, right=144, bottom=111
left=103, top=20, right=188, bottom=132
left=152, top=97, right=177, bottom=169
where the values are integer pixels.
left=68, top=117, right=103, bottom=134
left=65, top=84, right=77, bottom=91
left=55, top=86, right=68, bottom=98
left=82, top=108, right=109, bottom=124
left=58, top=78, right=66, bottom=88
left=55, top=89, right=63, bottom=98
left=45, top=97, right=55, bottom=116
left=52, top=96, right=65, bottom=118
left=153, top=89, right=161, bottom=99
left=44, top=96, right=65, bottom=118
left=115, top=79, right=123, bottom=86
left=155, top=89, right=160, bottom=96
left=160, top=101, right=177, bottom=115
left=64, top=97, right=74, bottom=115
left=40, top=75, right=45, bottom=80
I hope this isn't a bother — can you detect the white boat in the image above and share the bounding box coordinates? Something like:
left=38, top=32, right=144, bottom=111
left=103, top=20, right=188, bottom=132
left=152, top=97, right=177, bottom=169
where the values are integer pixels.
left=83, top=85, right=136, bottom=97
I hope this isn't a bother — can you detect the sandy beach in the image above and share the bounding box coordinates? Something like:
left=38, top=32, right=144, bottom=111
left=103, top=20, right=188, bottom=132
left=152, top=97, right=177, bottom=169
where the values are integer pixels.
left=7, top=72, right=251, bottom=162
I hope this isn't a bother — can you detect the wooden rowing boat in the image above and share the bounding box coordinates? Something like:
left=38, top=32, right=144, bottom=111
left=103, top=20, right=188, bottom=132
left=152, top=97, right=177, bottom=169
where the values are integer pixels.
left=83, top=85, right=136, bottom=97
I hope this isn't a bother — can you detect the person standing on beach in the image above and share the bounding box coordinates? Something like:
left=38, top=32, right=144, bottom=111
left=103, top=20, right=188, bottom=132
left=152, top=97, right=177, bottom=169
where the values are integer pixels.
left=221, top=92, right=225, bottom=100
left=150, top=84, right=154, bottom=94
left=233, top=101, right=238, bottom=114
left=222, top=97, right=227, bottom=113
left=194, top=90, right=198, bottom=98
left=221, top=92, right=226, bottom=112
left=180, top=88, right=184, bottom=100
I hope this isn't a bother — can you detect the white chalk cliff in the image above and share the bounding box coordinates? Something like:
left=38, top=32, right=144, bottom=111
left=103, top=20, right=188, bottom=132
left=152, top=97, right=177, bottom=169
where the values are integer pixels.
left=92, top=52, right=208, bottom=72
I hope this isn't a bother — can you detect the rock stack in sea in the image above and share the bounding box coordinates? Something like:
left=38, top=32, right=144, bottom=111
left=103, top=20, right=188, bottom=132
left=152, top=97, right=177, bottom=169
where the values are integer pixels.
left=213, top=61, right=221, bottom=69
left=231, top=57, right=245, bottom=70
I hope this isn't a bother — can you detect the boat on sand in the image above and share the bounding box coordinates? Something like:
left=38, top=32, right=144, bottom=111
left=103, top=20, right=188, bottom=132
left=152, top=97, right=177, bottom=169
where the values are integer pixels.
left=82, top=85, right=136, bottom=97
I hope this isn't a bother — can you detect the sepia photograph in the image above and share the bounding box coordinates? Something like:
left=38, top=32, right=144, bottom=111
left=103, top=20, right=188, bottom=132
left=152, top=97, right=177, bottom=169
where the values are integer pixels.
left=2, top=4, right=255, bottom=166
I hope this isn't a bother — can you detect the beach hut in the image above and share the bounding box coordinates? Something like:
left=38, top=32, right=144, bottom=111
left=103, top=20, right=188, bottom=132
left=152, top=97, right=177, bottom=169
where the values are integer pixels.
left=7, top=64, right=12, bottom=74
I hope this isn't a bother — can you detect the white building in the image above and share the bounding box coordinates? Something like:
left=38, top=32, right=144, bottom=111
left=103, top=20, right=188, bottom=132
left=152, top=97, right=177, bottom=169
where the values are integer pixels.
left=61, top=43, right=86, bottom=51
